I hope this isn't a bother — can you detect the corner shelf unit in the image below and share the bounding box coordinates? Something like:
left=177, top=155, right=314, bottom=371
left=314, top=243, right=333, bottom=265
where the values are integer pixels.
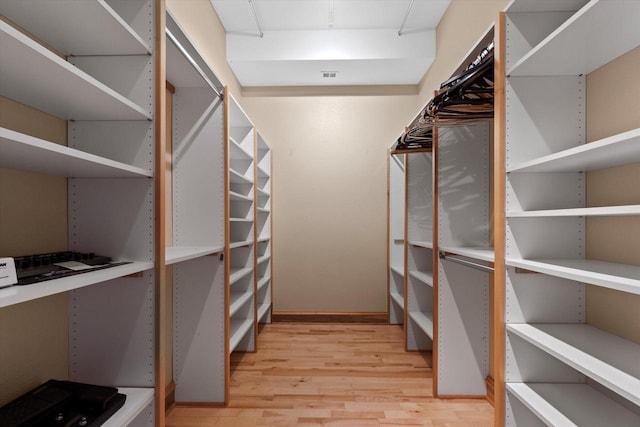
left=255, top=133, right=273, bottom=324
left=165, top=10, right=226, bottom=406
left=0, top=0, right=159, bottom=424
left=405, top=153, right=435, bottom=352
left=388, top=153, right=406, bottom=325
left=500, top=1, right=640, bottom=425
left=225, top=89, right=256, bottom=355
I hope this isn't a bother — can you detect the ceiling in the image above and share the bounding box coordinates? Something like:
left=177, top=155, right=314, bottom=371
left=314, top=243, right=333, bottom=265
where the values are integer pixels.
left=209, top=0, right=451, bottom=87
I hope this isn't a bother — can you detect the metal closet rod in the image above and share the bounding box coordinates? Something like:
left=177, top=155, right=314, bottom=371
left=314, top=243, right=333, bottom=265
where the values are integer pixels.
left=166, top=28, right=223, bottom=98
left=248, top=0, right=264, bottom=38
left=439, top=251, right=495, bottom=273
left=398, top=0, right=415, bottom=36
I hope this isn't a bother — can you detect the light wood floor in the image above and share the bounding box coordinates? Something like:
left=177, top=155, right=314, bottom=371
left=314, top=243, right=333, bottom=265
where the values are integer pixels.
left=166, top=323, right=494, bottom=426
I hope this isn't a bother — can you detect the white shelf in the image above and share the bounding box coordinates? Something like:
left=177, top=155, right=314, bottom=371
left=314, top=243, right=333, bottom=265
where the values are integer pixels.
left=229, top=169, right=253, bottom=184
left=229, top=318, right=254, bottom=353
left=507, top=383, right=640, bottom=427
left=507, top=128, right=640, bottom=173
left=257, top=207, right=271, bottom=214
left=256, top=187, right=270, bottom=197
left=408, top=311, right=434, bottom=339
left=408, top=270, right=433, bottom=287
left=229, top=137, right=253, bottom=161
left=230, top=191, right=253, bottom=202
left=258, top=302, right=271, bottom=322
left=257, top=254, right=270, bottom=265
left=257, top=276, right=270, bottom=291
left=229, top=267, right=253, bottom=285
left=257, top=165, right=270, bottom=177
left=229, top=240, right=254, bottom=249
left=390, top=291, right=404, bottom=308
left=506, top=258, right=640, bottom=295
left=103, top=387, right=154, bottom=427
left=0, top=21, right=151, bottom=121
left=390, top=265, right=404, bottom=277
left=230, top=217, right=253, bottom=223
left=257, top=237, right=271, bottom=244
left=507, top=323, right=640, bottom=406
left=409, top=240, right=433, bottom=249
left=439, top=246, right=495, bottom=263
left=507, top=205, right=640, bottom=218
left=0, top=127, right=152, bottom=178
left=0, top=261, right=153, bottom=308
left=508, top=0, right=640, bottom=76
left=230, top=290, right=253, bottom=317
left=165, top=245, right=224, bottom=265
left=0, top=0, right=151, bottom=55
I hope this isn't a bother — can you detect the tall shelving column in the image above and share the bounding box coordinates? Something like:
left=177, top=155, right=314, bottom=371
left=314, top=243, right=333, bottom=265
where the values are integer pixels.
left=0, top=0, right=161, bottom=424
left=388, top=153, right=406, bottom=325
left=165, top=11, right=226, bottom=405
left=501, top=0, right=640, bottom=425
left=255, top=132, right=273, bottom=325
left=405, top=153, right=434, bottom=353
left=225, top=88, right=257, bottom=357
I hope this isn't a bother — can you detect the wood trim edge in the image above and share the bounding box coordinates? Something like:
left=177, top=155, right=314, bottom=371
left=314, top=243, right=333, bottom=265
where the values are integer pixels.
left=486, top=375, right=495, bottom=406
left=165, top=381, right=175, bottom=413
left=272, top=312, right=388, bottom=324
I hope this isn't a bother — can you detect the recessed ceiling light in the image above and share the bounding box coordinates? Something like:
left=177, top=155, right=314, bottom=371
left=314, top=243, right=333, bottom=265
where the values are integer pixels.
left=322, top=71, right=338, bottom=78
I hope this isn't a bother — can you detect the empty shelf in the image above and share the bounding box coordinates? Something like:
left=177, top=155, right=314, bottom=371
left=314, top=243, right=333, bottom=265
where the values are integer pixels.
left=229, top=240, right=254, bottom=249
left=257, top=276, right=270, bottom=291
left=230, top=191, right=253, bottom=202
left=390, top=291, right=404, bottom=308
left=0, top=21, right=151, bottom=121
left=165, top=245, right=224, bottom=265
left=409, top=240, right=433, bottom=249
left=257, top=254, right=270, bottom=265
left=0, top=0, right=151, bottom=55
left=256, top=187, right=270, bottom=197
left=258, top=303, right=271, bottom=322
left=257, top=207, right=271, bottom=214
left=408, top=311, right=434, bottom=339
left=229, top=267, right=253, bottom=285
left=229, top=137, right=253, bottom=160
left=229, top=318, right=253, bottom=354
left=508, top=128, right=640, bottom=173
left=506, top=258, right=640, bottom=295
left=507, top=383, right=640, bottom=427
left=0, top=127, right=152, bottom=178
left=507, top=205, right=640, bottom=218
left=230, top=291, right=253, bottom=317
left=409, top=270, right=433, bottom=287
left=390, top=265, right=404, bottom=277
left=507, top=323, right=640, bottom=406
left=508, top=0, right=640, bottom=76
left=0, top=261, right=154, bottom=308
left=229, top=169, right=253, bottom=184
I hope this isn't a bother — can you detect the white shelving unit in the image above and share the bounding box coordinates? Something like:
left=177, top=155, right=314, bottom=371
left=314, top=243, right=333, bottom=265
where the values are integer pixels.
left=225, top=90, right=256, bottom=354
left=388, top=153, right=406, bottom=325
left=0, top=0, right=158, bottom=424
left=165, top=11, right=226, bottom=406
left=255, top=133, right=272, bottom=325
left=405, top=153, right=434, bottom=351
left=502, top=1, right=640, bottom=425
left=436, top=121, right=492, bottom=397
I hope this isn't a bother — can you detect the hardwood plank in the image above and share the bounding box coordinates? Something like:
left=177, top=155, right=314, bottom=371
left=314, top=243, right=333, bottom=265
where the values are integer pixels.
left=166, top=323, right=493, bottom=426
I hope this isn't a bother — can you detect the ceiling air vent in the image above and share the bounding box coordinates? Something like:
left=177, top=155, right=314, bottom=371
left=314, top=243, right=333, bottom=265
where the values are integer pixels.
left=322, top=71, right=338, bottom=78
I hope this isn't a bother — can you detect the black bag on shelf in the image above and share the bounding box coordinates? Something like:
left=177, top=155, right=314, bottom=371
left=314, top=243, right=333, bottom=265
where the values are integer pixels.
left=0, top=379, right=126, bottom=427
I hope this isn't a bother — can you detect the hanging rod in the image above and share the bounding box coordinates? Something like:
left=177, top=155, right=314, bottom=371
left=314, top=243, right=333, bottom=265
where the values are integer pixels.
left=439, top=251, right=495, bottom=273
left=166, top=28, right=222, bottom=98
left=398, top=0, right=415, bottom=36
left=248, top=0, right=264, bottom=38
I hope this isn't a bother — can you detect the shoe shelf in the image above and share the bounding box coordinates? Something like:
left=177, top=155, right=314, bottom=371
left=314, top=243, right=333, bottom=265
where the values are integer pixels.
left=257, top=276, right=271, bottom=292
left=506, top=383, right=640, bottom=427
left=507, top=0, right=640, bottom=77
left=255, top=132, right=272, bottom=325
left=0, top=21, right=151, bottom=121
left=507, top=323, right=640, bottom=406
left=390, top=291, right=404, bottom=309
left=0, top=0, right=151, bottom=55
left=0, top=127, right=152, bottom=178
left=229, top=289, right=254, bottom=318
left=229, top=267, right=253, bottom=285
left=0, top=261, right=153, bottom=308
left=390, top=265, right=404, bottom=278
left=388, top=152, right=405, bottom=326
left=406, top=152, right=434, bottom=353
left=257, top=302, right=271, bottom=322
left=230, top=168, right=254, bottom=185
left=408, top=311, right=434, bottom=340
left=229, top=318, right=254, bottom=354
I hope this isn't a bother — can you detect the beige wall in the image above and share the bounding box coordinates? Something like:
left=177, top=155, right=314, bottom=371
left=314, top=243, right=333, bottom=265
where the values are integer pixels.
left=169, top=0, right=509, bottom=313
left=0, top=97, right=69, bottom=405
left=586, top=46, right=640, bottom=344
